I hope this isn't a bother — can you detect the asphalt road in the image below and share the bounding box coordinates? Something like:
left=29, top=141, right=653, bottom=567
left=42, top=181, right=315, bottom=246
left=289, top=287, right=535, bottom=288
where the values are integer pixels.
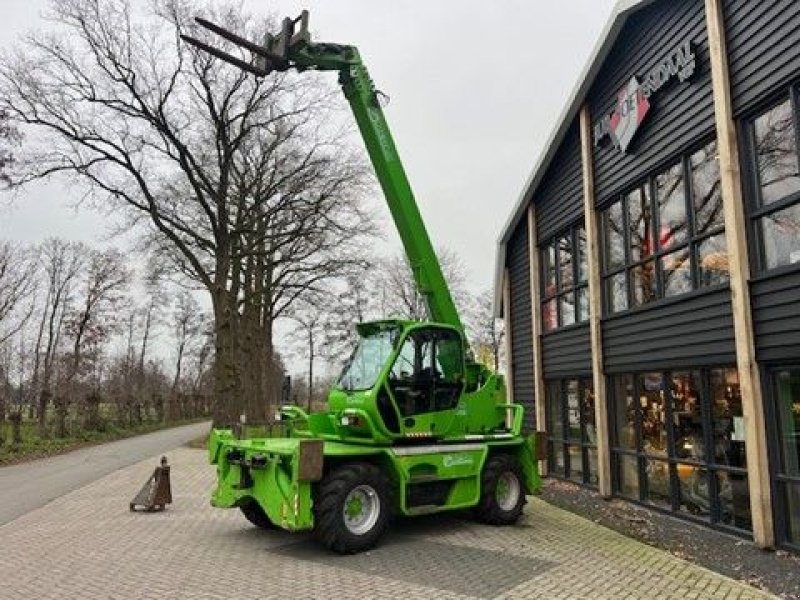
left=0, top=420, right=211, bottom=526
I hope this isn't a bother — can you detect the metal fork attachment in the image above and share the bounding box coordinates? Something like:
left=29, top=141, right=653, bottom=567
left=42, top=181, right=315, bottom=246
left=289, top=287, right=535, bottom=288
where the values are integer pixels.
left=180, top=10, right=311, bottom=77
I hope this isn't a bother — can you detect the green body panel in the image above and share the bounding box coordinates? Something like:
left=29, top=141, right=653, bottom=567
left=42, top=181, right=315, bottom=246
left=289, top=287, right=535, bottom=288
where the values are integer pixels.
left=208, top=428, right=542, bottom=529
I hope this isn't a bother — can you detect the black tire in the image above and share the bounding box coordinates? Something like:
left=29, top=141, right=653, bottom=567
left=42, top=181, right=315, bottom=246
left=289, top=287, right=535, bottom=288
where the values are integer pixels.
left=314, top=463, right=391, bottom=554
left=474, top=454, right=526, bottom=525
left=239, top=499, right=278, bottom=530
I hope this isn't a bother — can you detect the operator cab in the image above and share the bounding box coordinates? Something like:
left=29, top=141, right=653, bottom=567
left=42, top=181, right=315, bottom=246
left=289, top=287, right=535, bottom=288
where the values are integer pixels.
left=333, top=320, right=465, bottom=438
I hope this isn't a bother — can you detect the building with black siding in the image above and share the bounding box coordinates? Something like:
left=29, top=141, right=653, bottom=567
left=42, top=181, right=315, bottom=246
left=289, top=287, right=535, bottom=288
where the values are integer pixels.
left=494, top=0, right=800, bottom=551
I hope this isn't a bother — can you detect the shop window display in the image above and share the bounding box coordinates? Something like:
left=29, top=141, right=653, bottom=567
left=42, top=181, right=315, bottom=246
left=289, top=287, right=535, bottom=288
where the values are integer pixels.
left=546, top=378, right=597, bottom=487
left=774, top=368, right=800, bottom=548
left=610, top=368, right=749, bottom=531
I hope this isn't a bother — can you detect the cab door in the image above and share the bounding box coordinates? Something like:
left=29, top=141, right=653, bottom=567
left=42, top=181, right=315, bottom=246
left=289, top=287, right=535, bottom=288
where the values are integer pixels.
left=387, top=327, right=464, bottom=433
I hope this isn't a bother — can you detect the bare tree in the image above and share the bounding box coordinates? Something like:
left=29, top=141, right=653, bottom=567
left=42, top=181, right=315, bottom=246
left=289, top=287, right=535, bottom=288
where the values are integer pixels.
left=375, top=246, right=470, bottom=322
left=0, top=0, right=374, bottom=426
left=170, top=290, right=207, bottom=416
left=464, top=289, right=505, bottom=371
left=0, top=109, right=20, bottom=186
left=0, top=243, right=35, bottom=349
left=31, top=239, right=85, bottom=435
left=58, top=248, right=128, bottom=436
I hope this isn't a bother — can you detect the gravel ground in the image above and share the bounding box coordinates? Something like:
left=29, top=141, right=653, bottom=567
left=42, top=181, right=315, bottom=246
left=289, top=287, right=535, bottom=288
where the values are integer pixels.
left=540, top=479, right=800, bottom=600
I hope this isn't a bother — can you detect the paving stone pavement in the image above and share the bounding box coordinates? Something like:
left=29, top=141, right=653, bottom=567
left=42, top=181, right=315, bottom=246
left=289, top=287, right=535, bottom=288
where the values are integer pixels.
left=0, top=447, right=777, bottom=600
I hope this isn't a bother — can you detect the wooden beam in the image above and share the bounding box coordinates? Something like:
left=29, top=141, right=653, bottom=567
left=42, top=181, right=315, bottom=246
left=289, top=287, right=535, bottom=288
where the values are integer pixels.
left=704, top=0, right=773, bottom=548
left=502, top=267, right=515, bottom=405
left=527, top=204, right=548, bottom=476
left=579, top=104, right=612, bottom=498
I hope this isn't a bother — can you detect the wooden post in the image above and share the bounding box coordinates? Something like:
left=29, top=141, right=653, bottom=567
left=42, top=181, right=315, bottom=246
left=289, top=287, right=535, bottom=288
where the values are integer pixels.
left=503, top=268, right=515, bottom=405
left=527, top=205, right=548, bottom=475
left=579, top=104, right=612, bottom=498
left=704, top=0, right=774, bottom=548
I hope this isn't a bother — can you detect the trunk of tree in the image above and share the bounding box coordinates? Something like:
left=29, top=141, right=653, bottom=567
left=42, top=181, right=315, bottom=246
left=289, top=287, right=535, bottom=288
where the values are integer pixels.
left=8, top=410, right=21, bottom=449
left=54, top=395, right=68, bottom=438
left=137, top=301, right=153, bottom=419
left=212, top=282, right=244, bottom=428
left=307, top=328, right=314, bottom=412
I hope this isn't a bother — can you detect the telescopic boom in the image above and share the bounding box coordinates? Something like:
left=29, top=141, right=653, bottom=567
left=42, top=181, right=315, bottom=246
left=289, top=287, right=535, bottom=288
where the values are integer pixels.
left=182, top=11, right=464, bottom=334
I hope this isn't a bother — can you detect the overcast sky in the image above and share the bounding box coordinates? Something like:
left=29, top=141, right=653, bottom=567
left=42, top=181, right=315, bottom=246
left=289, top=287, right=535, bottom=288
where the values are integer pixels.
left=0, top=0, right=618, bottom=296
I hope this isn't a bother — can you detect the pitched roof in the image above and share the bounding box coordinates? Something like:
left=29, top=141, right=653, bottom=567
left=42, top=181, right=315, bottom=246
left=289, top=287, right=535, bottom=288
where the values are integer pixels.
left=493, top=0, right=657, bottom=316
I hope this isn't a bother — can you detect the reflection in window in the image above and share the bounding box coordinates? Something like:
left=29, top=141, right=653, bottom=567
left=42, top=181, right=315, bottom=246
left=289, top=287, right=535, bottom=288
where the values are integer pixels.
left=645, top=459, right=672, bottom=508
left=662, top=247, right=692, bottom=298
left=577, top=228, right=588, bottom=283
left=656, top=163, right=688, bottom=250
left=691, top=141, right=724, bottom=234
left=717, top=470, right=751, bottom=530
left=613, top=375, right=637, bottom=450
left=678, top=463, right=711, bottom=518
left=698, top=233, right=730, bottom=287
left=577, top=288, right=589, bottom=322
left=710, top=368, right=745, bottom=469
left=541, top=225, right=589, bottom=332
left=773, top=368, right=800, bottom=547
left=558, top=235, right=573, bottom=291
left=785, top=484, right=800, bottom=546
left=543, top=244, right=556, bottom=293
left=567, top=380, right=581, bottom=440
left=628, top=186, right=652, bottom=262
left=754, top=98, right=800, bottom=206
left=547, top=381, right=564, bottom=442
left=606, top=202, right=625, bottom=269
left=560, top=294, right=576, bottom=327
left=640, top=373, right=667, bottom=457
left=761, top=203, right=800, bottom=269
left=601, top=138, right=729, bottom=314
left=543, top=299, right=557, bottom=333
left=670, top=371, right=704, bottom=462
left=568, top=445, right=583, bottom=483
left=608, top=272, right=628, bottom=313
left=775, top=369, right=800, bottom=478
left=618, top=455, right=640, bottom=500
left=547, top=378, right=597, bottom=488
left=632, top=260, right=657, bottom=307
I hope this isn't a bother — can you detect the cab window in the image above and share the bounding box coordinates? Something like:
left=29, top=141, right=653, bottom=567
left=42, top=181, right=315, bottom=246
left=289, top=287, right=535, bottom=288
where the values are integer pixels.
left=388, top=328, right=463, bottom=417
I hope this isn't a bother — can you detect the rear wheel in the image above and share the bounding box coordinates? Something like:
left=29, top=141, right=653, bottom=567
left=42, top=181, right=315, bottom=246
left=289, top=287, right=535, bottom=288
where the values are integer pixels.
left=239, top=499, right=278, bottom=530
left=314, top=463, right=391, bottom=554
left=474, top=454, right=526, bottom=525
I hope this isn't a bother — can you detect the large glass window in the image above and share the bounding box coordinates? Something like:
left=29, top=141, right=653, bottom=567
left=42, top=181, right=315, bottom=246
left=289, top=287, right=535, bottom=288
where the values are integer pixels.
left=748, top=94, right=800, bottom=271
left=601, top=140, right=729, bottom=315
left=773, top=368, right=800, bottom=549
left=610, top=367, right=749, bottom=532
left=546, top=378, right=597, bottom=487
left=540, top=224, right=589, bottom=332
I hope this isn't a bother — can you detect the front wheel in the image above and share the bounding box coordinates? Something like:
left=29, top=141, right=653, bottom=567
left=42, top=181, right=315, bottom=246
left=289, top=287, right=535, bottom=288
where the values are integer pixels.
left=314, top=463, right=391, bottom=554
left=474, top=454, right=526, bottom=525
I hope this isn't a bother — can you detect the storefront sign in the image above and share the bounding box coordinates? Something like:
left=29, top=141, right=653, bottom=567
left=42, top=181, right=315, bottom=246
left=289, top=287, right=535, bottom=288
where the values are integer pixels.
left=594, top=41, right=697, bottom=153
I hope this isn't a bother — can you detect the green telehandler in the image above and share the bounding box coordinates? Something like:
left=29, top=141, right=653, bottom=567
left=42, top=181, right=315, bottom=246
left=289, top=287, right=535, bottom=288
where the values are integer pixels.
left=182, top=11, right=541, bottom=554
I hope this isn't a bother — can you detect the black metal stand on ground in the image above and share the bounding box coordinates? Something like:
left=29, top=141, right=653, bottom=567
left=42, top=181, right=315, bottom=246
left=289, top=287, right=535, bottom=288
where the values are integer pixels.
left=130, top=456, right=172, bottom=512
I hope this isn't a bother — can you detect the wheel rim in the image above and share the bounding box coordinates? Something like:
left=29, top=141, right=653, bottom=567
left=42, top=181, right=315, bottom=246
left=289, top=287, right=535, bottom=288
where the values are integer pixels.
left=496, top=471, right=521, bottom=511
left=343, top=484, right=380, bottom=535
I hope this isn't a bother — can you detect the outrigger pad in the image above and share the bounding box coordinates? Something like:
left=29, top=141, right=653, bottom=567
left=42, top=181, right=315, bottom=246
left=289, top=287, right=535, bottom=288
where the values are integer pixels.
left=130, top=456, right=173, bottom=512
